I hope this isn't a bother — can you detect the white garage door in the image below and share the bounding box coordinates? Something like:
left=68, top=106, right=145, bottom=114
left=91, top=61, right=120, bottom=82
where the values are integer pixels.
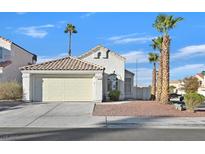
left=42, top=78, right=93, bottom=102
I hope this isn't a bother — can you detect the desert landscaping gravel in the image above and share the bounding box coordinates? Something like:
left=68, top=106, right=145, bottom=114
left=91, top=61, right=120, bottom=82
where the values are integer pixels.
left=93, top=101, right=205, bottom=117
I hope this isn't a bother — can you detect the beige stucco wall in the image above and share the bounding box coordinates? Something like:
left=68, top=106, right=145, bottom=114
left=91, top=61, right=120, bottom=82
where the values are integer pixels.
left=80, top=47, right=125, bottom=100
left=1, top=42, right=35, bottom=82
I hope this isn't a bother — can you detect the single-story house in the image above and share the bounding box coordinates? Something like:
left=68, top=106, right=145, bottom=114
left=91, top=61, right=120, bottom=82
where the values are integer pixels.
left=21, top=45, right=135, bottom=102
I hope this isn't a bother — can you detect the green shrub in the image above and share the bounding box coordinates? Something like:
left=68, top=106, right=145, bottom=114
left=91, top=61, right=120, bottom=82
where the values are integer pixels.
left=0, top=82, right=23, bottom=100
left=108, top=90, right=120, bottom=101
left=184, top=93, right=205, bottom=112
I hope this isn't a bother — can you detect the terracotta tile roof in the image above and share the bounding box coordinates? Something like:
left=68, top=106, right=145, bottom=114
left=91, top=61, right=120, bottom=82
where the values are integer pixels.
left=78, top=45, right=126, bottom=60
left=20, top=56, right=104, bottom=71
left=0, top=60, right=12, bottom=68
left=0, top=36, right=12, bottom=43
left=196, top=73, right=204, bottom=79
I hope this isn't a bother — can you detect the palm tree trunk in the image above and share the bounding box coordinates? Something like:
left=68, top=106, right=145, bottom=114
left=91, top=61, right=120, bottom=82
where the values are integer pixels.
left=161, top=35, right=170, bottom=104
left=156, top=50, right=163, bottom=102
left=151, top=63, right=157, bottom=100
left=69, top=32, right=72, bottom=56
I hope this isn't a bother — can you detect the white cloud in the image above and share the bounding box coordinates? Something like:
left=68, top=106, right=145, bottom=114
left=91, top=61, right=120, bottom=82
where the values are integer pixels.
left=122, top=51, right=148, bottom=63
left=171, top=64, right=205, bottom=76
left=127, top=68, right=152, bottom=87
left=17, top=24, right=55, bottom=38
left=80, top=12, right=96, bottom=18
left=37, top=52, right=68, bottom=63
left=127, top=64, right=205, bottom=87
left=172, top=44, right=205, bottom=59
left=108, top=33, right=155, bottom=44
left=108, top=33, right=140, bottom=41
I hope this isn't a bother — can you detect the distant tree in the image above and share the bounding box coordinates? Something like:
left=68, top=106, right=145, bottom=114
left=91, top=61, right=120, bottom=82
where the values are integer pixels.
left=183, top=77, right=199, bottom=93
left=64, top=24, right=78, bottom=56
left=148, top=52, right=159, bottom=100
left=151, top=36, right=163, bottom=102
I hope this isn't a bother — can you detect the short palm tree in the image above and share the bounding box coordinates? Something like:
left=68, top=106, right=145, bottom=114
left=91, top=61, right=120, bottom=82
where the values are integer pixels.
left=151, top=36, right=163, bottom=102
left=148, top=52, right=159, bottom=100
left=64, top=24, right=77, bottom=56
left=153, top=14, right=183, bottom=104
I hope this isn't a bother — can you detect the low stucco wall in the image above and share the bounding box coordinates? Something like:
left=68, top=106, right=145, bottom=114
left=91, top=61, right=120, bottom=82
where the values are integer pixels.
left=133, top=86, right=151, bottom=100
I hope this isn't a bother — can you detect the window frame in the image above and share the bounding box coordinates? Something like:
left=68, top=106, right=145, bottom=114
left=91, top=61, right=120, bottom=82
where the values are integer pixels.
left=94, top=52, right=101, bottom=59
left=107, top=74, right=118, bottom=91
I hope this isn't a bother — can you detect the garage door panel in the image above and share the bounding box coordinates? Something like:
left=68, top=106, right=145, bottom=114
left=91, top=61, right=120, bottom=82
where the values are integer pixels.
left=42, top=78, right=93, bottom=102
left=64, top=78, right=92, bottom=101
left=43, top=78, right=64, bottom=101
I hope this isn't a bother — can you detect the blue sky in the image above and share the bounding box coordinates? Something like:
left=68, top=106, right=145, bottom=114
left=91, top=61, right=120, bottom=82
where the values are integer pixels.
left=1, top=12, right=205, bottom=86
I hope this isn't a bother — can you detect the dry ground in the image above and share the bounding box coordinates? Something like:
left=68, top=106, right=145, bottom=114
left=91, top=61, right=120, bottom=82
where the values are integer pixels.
left=93, top=101, right=205, bottom=117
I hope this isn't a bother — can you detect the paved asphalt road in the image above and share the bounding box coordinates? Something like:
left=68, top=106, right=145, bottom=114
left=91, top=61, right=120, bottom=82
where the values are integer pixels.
left=0, top=127, right=205, bottom=141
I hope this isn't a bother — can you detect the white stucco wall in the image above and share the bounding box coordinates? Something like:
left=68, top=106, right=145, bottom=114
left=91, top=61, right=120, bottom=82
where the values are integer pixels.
left=0, top=41, right=36, bottom=83
left=196, top=74, right=205, bottom=87
left=80, top=46, right=125, bottom=100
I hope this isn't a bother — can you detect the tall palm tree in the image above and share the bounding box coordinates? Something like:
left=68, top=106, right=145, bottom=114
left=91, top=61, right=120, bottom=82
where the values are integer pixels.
left=148, top=52, right=159, bottom=100
left=64, top=24, right=77, bottom=56
left=153, top=14, right=183, bottom=104
left=151, top=36, right=163, bottom=102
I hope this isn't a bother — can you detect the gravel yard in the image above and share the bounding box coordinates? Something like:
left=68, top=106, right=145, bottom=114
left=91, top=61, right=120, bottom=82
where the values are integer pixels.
left=93, top=101, right=205, bottom=117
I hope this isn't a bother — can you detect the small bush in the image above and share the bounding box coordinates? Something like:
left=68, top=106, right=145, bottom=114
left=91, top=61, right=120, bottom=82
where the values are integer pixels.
left=184, top=93, right=205, bottom=112
left=0, top=82, right=23, bottom=100
left=109, top=90, right=120, bottom=101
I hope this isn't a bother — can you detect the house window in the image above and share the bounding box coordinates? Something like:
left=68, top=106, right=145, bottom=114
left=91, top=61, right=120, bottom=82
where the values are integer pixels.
left=0, top=47, right=3, bottom=59
left=104, top=50, right=110, bottom=59
left=95, top=52, right=101, bottom=59
left=107, top=74, right=118, bottom=91
left=199, top=81, right=202, bottom=87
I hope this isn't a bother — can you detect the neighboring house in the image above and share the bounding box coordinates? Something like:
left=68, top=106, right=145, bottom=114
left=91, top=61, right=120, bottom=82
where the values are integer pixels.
left=169, top=80, right=185, bottom=95
left=170, top=71, right=205, bottom=96
left=195, top=71, right=205, bottom=88
left=0, top=36, right=37, bottom=82
left=21, top=45, right=136, bottom=102
left=195, top=71, right=205, bottom=96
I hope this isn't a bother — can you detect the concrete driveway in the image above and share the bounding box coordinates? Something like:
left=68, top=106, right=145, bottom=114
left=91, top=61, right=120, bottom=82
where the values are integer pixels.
left=1, top=101, right=205, bottom=129
left=0, top=102, right=105, bottom=128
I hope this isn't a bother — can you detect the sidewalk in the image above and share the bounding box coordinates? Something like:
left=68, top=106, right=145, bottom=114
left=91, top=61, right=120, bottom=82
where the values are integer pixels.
left=105, top=116, right=205, bottom=129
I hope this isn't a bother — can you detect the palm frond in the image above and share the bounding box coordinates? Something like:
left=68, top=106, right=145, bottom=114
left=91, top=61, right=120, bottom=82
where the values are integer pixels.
left=64, top=23, right=78, bottom=34
left=153, top=14, right=183, bottom=35
left=151, top=36, right=163, bottom=51
left=148, top=52, right=159, bottom=63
